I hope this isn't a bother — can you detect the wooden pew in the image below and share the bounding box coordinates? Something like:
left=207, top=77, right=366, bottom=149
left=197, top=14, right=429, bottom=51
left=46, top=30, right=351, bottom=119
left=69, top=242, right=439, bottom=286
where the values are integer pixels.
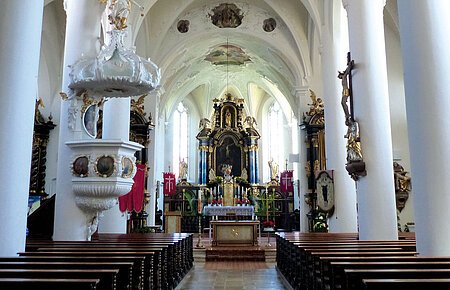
left=0, top=269, right=119, bottom=290
left=23, top=233, right=194, bottom=290
left=329, top=261, right=450, bottom=290
left=19, top=251, right=155, bottom=290
left=362, top=278, right=450, bottom=290
left=27, top=234, right=194, bottom=288
left=0, top=256, right=145, bottom=290
left=344, top=268, right=450, bottom=290
left=0, top=261, right=133, bottom=290
left=0, top=278, right=100, bottom=290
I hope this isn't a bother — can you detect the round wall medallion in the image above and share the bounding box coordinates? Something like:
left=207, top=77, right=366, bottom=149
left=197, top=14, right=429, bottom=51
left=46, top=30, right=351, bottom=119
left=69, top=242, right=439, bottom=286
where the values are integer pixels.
left=96, top=156, right=115, bottom=177
left=122, top=157, right=134, bottom=178
left=73, top=156, right=89, bottom=177
left=263, top=18, right=277, bottom=32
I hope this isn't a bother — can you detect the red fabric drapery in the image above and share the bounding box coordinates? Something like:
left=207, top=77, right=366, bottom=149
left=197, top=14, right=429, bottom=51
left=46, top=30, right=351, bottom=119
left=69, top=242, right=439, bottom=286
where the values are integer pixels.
left=280, top=170, right=294, bottom=193
left=119, top=164, right=146, bottom=213
left=163, top=172, right=176, bottom=195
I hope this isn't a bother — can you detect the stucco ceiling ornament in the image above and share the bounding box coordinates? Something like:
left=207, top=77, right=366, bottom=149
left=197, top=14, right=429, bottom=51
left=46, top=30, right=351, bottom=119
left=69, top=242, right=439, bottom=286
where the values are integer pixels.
left=209, top=3, right=244, bottom=28
left=69, top=0, right=160, bottom=98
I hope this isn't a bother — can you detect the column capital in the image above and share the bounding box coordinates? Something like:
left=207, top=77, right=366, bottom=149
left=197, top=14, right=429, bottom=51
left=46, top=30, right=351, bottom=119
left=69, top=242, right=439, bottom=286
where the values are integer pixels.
left=291, top=86, right=310, bottom=100
left=342, top=0, right=386, bottom=11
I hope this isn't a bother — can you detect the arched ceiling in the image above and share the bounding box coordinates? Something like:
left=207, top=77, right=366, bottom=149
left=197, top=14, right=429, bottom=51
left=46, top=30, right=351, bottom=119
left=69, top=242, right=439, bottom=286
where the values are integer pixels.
left=131, top=0, right=318, bottom=118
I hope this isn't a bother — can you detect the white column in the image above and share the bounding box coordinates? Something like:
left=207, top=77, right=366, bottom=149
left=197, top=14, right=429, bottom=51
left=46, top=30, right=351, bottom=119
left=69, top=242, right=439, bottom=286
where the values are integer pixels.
left=53, top=0, right=104, bottom=241
left=397, top=0, right=450, bottom=256
left=147, top=89, right=163, bottom=226
left=0, top=0, right=44, bottom=256
left=294, top=87, right=311, bottom=232
left=344, top=0, right=398, bottom=240
left=98, top=97, right=131, bottom=233
left=98, top=203, right=127, bottom=233
left=102, top=97, right=131, bottom=140
left=321, top=4, right=358, bottom=233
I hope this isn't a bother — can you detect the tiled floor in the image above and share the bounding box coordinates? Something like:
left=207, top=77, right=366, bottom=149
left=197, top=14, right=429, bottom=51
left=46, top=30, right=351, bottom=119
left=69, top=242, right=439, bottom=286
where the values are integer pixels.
left=175, top=261, right=288, bottom=290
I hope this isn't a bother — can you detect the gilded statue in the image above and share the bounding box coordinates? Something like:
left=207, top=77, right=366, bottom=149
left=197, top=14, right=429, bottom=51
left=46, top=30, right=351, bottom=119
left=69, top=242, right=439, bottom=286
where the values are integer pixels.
left=268, top=159, right=279, bottom=180
left=208, top=168, right=216, bottom=183
left=306, top=90, right=324, bottom=117
left=394, top=162, right=411, bottom=192
left=344, top=119, right=363, bottom=163
left=225, top=109, right=232, bottom=127
left=241, top=168, right=248, bottom=182
left=199, top=118, right=210, bottom=130
left=244, top=116, right=257, bottom=128
left=179, top=159, right=188, bottom=180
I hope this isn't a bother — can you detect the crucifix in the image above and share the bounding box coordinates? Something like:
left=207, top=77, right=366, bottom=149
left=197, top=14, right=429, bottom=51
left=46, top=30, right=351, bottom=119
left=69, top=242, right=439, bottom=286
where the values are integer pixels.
left=338, top=52, right=355, bottom=124
left=281, top=174, right=292, bottom=192
left=166, top=175, right=174, bottom=192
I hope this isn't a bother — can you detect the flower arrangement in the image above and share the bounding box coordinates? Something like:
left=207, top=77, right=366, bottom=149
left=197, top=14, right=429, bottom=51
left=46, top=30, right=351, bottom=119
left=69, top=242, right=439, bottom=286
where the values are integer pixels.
left=262, top=220, right=275, bottom=228
left=235, top=199, right=243, bottom=205
left=235, top=176, right=249, bottom=185
left=243, top=199, right=252, bottom=206
left=211, top=199, right=220, bottom=206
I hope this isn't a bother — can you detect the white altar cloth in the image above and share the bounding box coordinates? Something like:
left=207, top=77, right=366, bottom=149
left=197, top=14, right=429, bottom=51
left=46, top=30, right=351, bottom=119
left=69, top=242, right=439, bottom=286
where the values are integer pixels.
left=203, top=205, right=254, bottom=217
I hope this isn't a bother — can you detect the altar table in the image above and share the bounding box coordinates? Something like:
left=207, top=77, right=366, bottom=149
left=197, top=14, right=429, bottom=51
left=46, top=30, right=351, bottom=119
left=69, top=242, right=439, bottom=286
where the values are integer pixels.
left=203, top=205, right=254, bottom=218
left=210, top=220, right=259, bottom=246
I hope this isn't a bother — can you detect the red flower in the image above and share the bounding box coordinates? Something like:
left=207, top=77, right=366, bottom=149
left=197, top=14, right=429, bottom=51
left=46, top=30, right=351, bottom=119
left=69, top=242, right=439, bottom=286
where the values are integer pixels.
left=263, top=220, right=275, bottom=228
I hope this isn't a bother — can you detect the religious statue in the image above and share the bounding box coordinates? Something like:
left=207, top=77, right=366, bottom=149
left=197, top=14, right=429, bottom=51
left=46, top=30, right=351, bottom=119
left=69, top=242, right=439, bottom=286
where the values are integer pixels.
left=338, top=55, right=354, bottom=125
left=306, top=90, right=324, bottom=117
left=344, top=119, right=363, bottom=163
left=199, top=118, right=210, bottom=130
left=244, top=116, right=257, bottom=128
left=268, top=159, right=279, bottom=180
left=209, top=168, right=216, bottom=183
left=179, top=159, right=188, bottom=180
left=108, top=0, right=131, bottom=31
left=221, top=164, right=233, bottom=182
left=225, top=109, right=232, bottom=127
left=393, top=162, right=411, bottom=192
left=241, top=168, right=248, bottom=182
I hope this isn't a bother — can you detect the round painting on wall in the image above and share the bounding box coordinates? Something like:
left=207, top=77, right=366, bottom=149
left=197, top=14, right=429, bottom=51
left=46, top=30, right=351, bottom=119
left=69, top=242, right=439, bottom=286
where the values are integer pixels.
left=96, top=155, right=115, bottom=177
left=122, top=157, right=134, bottom=178
left=72, top=156, right=89, bottom=177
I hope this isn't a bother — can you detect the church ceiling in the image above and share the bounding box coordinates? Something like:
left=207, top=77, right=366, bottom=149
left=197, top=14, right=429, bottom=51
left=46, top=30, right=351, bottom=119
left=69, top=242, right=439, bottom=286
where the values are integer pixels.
left=132, top=0, right=314, bottom=117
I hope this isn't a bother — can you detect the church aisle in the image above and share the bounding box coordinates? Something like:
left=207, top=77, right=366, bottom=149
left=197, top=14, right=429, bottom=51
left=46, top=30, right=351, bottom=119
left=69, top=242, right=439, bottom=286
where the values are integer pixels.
left=175, top=261, right=288, bottom=290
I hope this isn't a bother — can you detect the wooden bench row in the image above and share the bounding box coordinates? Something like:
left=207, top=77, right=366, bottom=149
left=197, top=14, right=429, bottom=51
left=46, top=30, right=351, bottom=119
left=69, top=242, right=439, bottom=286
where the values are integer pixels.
left=0, top=233, right=193, bottom=290
left=276, top=232, right=450, bottom=290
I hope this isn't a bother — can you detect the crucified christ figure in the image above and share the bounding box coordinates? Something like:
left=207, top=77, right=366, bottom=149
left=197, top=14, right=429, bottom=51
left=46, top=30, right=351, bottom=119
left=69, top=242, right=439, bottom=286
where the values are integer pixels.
left=338, top=55, right=354, bottom=125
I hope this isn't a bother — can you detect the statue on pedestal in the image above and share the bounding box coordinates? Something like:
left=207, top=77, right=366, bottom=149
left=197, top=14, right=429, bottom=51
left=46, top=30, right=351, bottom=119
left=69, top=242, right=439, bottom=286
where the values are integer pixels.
left=268, top=159, right=279, bottom=180
left=179, top=159, right=188, bottom=181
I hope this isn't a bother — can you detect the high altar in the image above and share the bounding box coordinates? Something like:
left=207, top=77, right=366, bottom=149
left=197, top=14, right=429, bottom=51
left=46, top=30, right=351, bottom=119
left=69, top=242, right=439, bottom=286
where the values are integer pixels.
left=164, top=93, right=295, bottom=234
left=196, top=92, right=260, bottom=188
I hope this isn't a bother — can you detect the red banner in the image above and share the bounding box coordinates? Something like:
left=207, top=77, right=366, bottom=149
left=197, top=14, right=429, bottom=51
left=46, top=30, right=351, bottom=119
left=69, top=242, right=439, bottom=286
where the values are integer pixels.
left=119, top=164, right=146, bottom=213
left=163, top=172, right=177, bottom=195
left=280, top=170, right=294, bottom=193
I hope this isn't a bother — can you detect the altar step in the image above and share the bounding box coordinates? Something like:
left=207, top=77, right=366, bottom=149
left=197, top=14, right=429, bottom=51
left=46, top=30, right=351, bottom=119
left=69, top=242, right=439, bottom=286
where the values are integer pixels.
left=206, top=247, right=266, bottom=261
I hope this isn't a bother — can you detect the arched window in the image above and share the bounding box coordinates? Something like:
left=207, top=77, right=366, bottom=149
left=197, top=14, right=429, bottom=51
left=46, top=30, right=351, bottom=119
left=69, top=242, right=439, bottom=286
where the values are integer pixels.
left=268, top=101, right=284, bottom=175
left=172, top=102, right=189, bottom=179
